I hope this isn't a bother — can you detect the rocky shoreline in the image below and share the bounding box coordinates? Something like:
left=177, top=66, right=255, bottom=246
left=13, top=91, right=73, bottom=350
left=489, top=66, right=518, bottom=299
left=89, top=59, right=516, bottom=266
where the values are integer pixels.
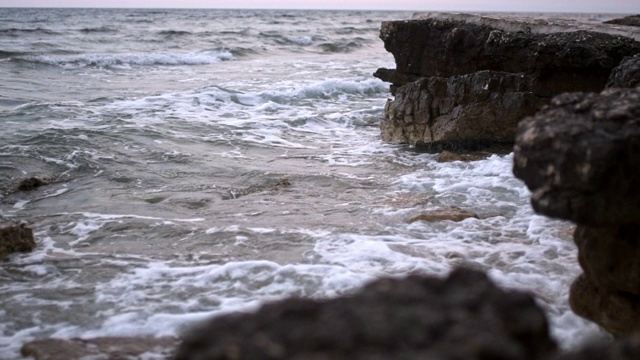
left=4, top=11, right=640, bottom=360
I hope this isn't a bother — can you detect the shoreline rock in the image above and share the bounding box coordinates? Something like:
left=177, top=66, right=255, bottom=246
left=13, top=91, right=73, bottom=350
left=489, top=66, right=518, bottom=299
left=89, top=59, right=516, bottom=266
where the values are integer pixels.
left=605, top=15, right=640, bottom=28
left=375, top=13, right=640, bottom=150
left=0, top=224, right=36, bottom=260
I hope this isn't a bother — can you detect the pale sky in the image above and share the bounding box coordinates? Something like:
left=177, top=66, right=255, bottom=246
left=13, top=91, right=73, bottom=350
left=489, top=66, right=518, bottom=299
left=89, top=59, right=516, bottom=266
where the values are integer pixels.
left=0, top=0, right=639, bottom=13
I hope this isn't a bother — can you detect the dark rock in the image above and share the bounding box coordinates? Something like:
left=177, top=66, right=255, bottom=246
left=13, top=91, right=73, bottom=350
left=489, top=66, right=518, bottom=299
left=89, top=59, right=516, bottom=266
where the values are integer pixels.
left=607, top=54, right=640, bottom=88
left=569, top=274, right=640, bottom=337
left=17, top=177, right=50, bottom=191
left=437, top=150, right=490, bottom=162
left=0, top=224, right=36, bottom=260
left=408, top=206, right=479, bottom=223
left=382, top=71, right=546, bottom=148
left=513, top=88, right=640, bottom=226
left=175, top=268, right=556, bottom=360
left=605, top=15, right=640, bottom=28
left=376, top=17, right=640, bottom=95
left=21, top=337, right=178, bottom=360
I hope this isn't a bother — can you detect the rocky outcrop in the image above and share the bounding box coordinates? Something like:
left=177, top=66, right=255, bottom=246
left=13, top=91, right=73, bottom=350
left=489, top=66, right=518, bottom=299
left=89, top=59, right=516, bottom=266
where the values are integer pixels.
left=605, top=15, right=640, bottom=28
left=607, top=54, right=640, bottom=88
left=21, top=337, right=177, bottom=360
left=375, top=13, right=640, bottom=149
left=175, top=268, right=556, bottom=360
left=0, top=224, right=36, bottom=260
left=513, top=87, right=640, bottom=336
left=408, top=206, right=479, bottom=223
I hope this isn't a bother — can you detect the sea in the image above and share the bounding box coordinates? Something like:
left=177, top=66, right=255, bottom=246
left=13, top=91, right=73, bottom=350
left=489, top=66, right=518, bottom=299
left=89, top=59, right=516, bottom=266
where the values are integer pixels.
left=0, top=7, right=621, bottom=359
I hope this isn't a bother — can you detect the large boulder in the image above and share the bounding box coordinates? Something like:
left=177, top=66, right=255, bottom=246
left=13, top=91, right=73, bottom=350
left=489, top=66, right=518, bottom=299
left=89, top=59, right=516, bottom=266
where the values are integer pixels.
left=513, top=87, right=640, bottom=336
left=607, top=54, right=640, bottom=88
left=0, top=224, right=36, bottom=260
left=375, top=13, right=640, bottom=150
left=175, top=268, right=556, bottom=360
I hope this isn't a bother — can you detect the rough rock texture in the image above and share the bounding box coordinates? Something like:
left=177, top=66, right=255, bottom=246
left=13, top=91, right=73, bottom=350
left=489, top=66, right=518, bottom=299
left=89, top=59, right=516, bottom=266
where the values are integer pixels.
left=605, top=15, right=640, bottom=28
left=381, top=71, right=547, bottom=148
left=175, top=268, right=556, bottom=360
left=408, top=206, right=479, bottom=223
left=375, top=13, right=640, bottom=149
left=0, top=224, right=36, bottom=260
left=21, top=337, right=177, bottom=360
left=513, top=88, right=640, bottom=226
left=607, top=54, right=640, bottom=88
left=513, top=87, right=640, bottom=336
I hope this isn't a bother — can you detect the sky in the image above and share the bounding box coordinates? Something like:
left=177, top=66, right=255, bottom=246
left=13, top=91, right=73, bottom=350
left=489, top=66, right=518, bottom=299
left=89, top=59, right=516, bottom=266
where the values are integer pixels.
left=0, top=0, right=639, bottom=13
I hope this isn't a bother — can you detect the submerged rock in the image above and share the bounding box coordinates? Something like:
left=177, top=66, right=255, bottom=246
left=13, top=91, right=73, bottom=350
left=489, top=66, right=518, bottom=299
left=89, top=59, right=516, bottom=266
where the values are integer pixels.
left=607, top=54, right=640, bottom=88
left=0, top=224, right=36, bottom=260
left=21, top=337, right=177, bottom=360
left=375, top=13, right=640, bottom=150
left=175, top=268, right=556, bottom=360
left=17, top=177, right=51, bottom=191
left=408, top=206, right=479, bottom=223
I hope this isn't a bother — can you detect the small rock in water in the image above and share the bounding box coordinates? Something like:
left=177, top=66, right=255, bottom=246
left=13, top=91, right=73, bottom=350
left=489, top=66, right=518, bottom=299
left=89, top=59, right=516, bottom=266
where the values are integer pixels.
left=408, top=206, right=479, bottom=223
left=17, top=177, right=51, bottom=191
left=0, top=224, right=36, bottom=260
left=437, top=150, right=489, bottom=162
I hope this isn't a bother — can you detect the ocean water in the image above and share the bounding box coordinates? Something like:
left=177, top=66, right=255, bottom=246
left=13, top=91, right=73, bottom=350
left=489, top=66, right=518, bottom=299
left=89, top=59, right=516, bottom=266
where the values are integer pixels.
left=0, top=8, right=615, bottom=359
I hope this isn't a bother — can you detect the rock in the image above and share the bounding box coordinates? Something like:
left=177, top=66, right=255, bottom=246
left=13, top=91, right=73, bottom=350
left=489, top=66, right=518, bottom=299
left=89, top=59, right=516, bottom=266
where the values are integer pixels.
left=437, top=150, right=490, bottom=162
left=376, top=15, right=640, bottom=95
left=175, top=268, right=556, bottom=360
left=569, top=274, right=640, bottom=337
left=513, top=88, right=640, bottom=226
left=408, top=206, right=479, bottom=223
left=375, top=13, right=640, bottom=150
left=605, top=15, right=640, bottom=28
left=0, top=224, right=36, bottom=260
left=381, top=71, right=546, bottom=148
left=17, top=177, right=50, bottom=191
left=607, top=54, right=640, bottom=88
left=21, top=337, right=178, bottom=360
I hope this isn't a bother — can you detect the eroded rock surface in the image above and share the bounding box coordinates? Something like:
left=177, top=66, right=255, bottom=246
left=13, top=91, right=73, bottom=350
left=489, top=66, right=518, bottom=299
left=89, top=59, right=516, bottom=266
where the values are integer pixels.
left=0, top=224, right=36, bottom=260
left=175, top=268, right=556, bottom=360
left=607, top=54, right=640, bottom=88
left=375, top=13, right=640, bottom=149
left=513, top=87, right=640, bottom=336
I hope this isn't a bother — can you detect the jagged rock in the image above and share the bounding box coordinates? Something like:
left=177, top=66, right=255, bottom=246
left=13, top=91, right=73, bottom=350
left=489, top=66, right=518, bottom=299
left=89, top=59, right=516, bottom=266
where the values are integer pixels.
left=513, top=88, right=640, bottom=226
left=408, top=206, right=479, bottom=223
left=175, top=268, right=556, bottom=360
left=17, top=177, right=50, bottom=191
left=21, top=337, right=177, bottom=360
left=605, top=15, right=640, bottom=28
left=0, top=224, right=36, bottom=260
left=375, top=16, right=640, bottom=95
left=607, top=54, right=640, bottom=88
left=381, top=71, right=546, bottom=148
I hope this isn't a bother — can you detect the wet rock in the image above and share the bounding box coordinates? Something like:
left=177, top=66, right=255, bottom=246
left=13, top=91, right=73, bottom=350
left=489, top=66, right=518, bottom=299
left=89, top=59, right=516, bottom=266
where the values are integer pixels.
left=605, top=15, right=640, bottom=28
left=21, top=336, right=178, bottom=360
left=607, top=54, right=640, bottom=88
left=175, top=268, right=556, bottom=360
left=375, top=13, right=640, bottom=150
left=513, top=88, right=640, bottom=226
left=437, top=150, right=490, bottom=162
left=382, top=71, right=546, bottom=148
left=17, top=177, right=51, bottom=191
left=223, top=177, right=292, bottom=200
left=0, top=224, right=36, bottom=260
left=408, top=206, right=479, bottom=223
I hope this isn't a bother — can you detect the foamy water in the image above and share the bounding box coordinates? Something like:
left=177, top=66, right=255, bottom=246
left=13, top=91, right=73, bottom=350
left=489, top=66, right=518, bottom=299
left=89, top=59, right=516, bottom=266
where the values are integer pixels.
left=0, top=8, right=616, bottom=359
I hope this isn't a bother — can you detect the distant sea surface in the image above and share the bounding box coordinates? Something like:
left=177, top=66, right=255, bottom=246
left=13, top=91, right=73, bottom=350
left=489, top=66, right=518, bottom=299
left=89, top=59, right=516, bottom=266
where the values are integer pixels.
left=0, top=8, right=619, bottom=358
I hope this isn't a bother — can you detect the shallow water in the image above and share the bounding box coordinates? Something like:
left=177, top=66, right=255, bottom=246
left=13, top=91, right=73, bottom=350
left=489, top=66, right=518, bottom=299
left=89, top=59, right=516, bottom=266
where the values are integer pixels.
left=0, top=8, right=613, bottom=359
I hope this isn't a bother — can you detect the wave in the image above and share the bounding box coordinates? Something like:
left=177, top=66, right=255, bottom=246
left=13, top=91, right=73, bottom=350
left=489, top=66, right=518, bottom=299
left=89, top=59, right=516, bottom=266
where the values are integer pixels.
left=318, top=39, right=366, bottom=53
left=16, top=50, right=235, bottom=68
left=0, top=27, right=60, bottom=36
left=79, top=26, right=117, bottom=33
left=259, top=31, right=314, bottom=46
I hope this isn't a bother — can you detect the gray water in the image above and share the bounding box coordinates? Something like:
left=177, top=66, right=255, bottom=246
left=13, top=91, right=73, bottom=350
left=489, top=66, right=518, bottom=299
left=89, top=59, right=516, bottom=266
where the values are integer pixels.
left=0, top=8, right=614, bottom=359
